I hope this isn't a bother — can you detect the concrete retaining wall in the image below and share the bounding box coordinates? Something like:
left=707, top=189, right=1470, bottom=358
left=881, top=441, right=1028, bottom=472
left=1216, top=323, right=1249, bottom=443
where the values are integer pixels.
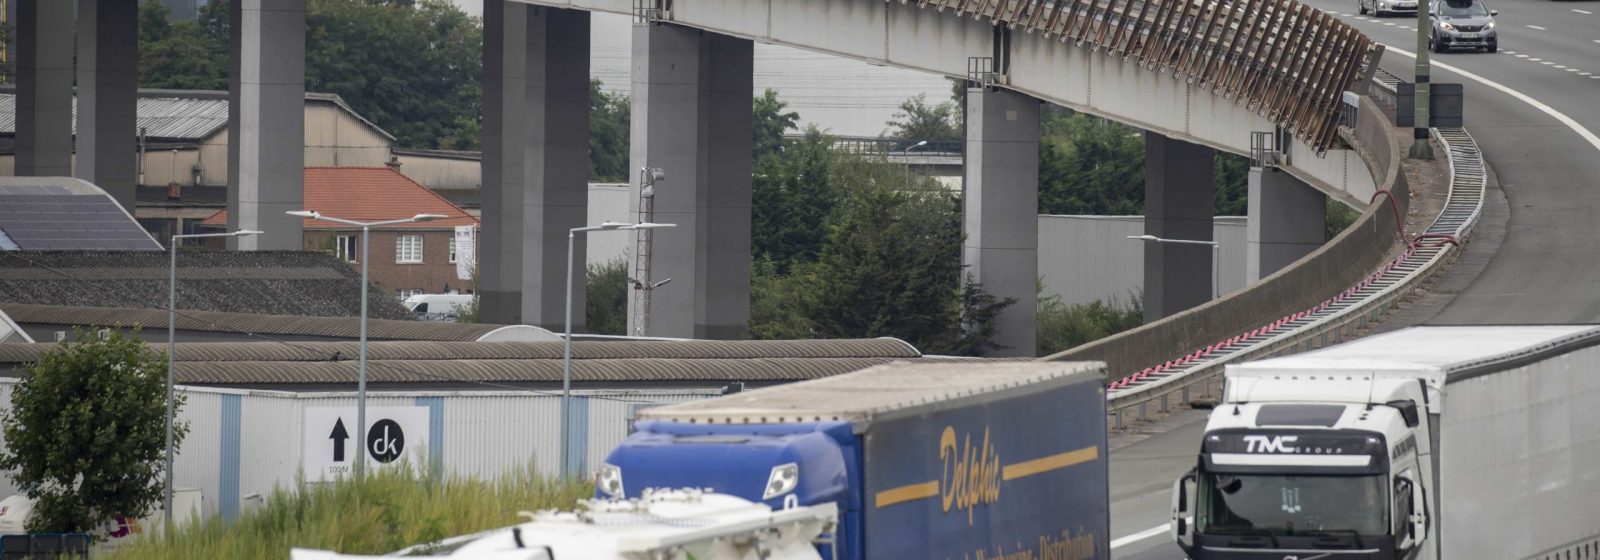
left=1043, top=95, right=1407, bottom=375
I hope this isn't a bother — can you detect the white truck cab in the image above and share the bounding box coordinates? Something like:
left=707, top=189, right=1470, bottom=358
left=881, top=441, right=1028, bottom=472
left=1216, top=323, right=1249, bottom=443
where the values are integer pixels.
left=1172, top=325, right=1600, bottom=560
left=1173, top=373, right=1432, bottom=558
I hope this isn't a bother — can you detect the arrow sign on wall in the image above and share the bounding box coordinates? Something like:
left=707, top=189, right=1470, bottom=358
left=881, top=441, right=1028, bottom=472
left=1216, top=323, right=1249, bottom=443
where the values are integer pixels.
left=330, top=418, right=349, bottom=462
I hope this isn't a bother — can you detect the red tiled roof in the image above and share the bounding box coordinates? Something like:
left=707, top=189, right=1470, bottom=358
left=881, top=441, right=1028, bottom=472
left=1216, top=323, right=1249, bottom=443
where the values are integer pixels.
left=201, top=167, right=478, bottom=230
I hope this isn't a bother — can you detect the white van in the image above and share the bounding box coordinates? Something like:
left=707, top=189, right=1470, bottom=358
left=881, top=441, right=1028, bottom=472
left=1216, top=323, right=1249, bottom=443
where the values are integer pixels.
left=0, top=488, right=202, bottom=550
left=403, top=294, right=475, bottom=321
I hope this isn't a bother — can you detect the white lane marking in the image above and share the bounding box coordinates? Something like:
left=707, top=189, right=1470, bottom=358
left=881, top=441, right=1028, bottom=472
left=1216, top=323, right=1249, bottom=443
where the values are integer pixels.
left=1573, top=9, right=1592, bottom=15
left=1529, top=57, right=1543, bottom=61
left=1111, top=522, right=1179, bottom=549
left=1527, top=25, right=1547, bottom=30
left=1384, top=21, right=1397, bottom=25
left=1384, top=44, right=1600, bottom=155
left=1541, top=61, right=1556, bottom=65
left=1516, top=54, right=1530, bottom=58
left=1555, top=64, right=1568, bottom=69
left=1582, top=72, right=1594, bottom=76
left=1566, top=68, right=1581, bottom=72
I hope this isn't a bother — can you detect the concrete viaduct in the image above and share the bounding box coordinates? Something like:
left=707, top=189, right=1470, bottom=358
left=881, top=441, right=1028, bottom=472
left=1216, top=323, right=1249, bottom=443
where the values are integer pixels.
left=13, top=0, right=1374, bottom=356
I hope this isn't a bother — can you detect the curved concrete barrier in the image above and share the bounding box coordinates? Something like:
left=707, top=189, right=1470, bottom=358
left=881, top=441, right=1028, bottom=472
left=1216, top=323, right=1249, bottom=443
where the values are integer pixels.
left=1041, top=93, right=1408, bottom=377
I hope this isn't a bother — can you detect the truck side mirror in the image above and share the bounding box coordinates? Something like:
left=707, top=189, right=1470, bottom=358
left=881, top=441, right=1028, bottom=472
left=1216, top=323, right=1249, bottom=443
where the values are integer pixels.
left=1171, top=470, right=1197, bottom=552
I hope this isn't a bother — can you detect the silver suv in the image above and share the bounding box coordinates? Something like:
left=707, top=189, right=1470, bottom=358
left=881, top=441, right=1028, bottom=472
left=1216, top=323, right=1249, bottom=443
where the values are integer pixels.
left=1430, top=0, right=1499, bottom=53
left=1358, top=0, right=1419, bottom=17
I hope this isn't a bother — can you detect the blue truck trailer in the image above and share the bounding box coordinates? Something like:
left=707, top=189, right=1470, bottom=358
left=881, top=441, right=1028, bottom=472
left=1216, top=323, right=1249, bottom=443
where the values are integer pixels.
left=599, top=361, right=1110, bottom=560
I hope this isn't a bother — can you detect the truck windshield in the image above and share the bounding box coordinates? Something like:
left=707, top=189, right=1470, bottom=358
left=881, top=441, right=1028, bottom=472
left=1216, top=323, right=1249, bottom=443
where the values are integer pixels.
left=1198, top=473, right=1388, bottom=536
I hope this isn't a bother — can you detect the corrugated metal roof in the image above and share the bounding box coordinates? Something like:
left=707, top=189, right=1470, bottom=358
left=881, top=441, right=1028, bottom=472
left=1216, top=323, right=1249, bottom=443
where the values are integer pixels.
left=0, top=89, right=394, bottom=141
left=0, top=338, right=951, bottom=384
left=640, top=361, right=1105, bottom=427
left=0, top=303, right=511, bottom=341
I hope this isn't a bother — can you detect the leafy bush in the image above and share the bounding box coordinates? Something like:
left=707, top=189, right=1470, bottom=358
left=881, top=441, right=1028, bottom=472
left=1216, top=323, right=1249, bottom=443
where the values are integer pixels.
left=585, top=259, right=630, bottom=336
left=0, top=327, right=182, bottom=533
left=1036, top=293, right=1144, bottom=356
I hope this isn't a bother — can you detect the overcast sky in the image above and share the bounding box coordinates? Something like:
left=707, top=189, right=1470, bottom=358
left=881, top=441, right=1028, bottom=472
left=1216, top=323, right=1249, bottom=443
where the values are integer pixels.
left=451, top=1, right=950, bottom=137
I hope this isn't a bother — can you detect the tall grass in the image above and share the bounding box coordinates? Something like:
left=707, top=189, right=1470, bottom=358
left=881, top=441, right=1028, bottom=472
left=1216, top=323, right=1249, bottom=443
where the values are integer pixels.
left=108, top=466, right=592, bottom=560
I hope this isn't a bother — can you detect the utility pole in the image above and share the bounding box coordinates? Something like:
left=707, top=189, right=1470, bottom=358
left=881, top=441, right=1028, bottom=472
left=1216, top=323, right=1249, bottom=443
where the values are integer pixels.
left=1410, top=0, right=1434, bottom=160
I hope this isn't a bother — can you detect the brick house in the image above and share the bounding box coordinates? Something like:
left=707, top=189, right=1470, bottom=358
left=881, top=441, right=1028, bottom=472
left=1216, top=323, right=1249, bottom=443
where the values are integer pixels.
left=202, top=167, right=478, bottom=298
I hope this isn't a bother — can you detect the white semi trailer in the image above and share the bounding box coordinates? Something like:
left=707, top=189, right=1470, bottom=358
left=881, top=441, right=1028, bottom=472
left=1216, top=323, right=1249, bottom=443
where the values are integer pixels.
left=1171, top=325, right=1600, bottom=559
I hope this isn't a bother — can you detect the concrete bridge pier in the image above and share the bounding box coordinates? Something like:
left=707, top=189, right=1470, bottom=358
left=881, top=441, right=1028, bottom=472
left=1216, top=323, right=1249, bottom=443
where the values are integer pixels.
left=15, top=0, right=74, bottom=178
left=1247, top=167, right=1326, bottom=281
left=75, top=0, right=140, bottom=212
left=963, top=88, right=1040, bottom=357
left=627, top=23, right=753, bottom=340
left=1142, top=133, right=1216, bottom=322
left=480, top=2, right=591, bottom=329
left=227, top=0, right=305, bottom=250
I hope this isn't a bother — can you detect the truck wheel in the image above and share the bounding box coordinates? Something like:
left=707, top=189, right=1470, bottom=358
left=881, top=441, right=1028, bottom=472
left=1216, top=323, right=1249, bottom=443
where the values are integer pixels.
left=1486, top=43, right=1498, bottom=53
left=1359, top=0, right=1369, bottom=14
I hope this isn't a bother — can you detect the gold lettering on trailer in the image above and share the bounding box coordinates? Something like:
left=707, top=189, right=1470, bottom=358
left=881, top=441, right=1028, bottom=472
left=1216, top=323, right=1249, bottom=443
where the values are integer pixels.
left=940, top=425, right=1003, bottom=525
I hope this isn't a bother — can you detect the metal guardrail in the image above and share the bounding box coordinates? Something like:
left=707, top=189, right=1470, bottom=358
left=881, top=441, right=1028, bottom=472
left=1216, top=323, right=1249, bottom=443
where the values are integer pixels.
left=902, top=0, right=1376, bottom=152
left=1102, top=104, right=1486, bottom=426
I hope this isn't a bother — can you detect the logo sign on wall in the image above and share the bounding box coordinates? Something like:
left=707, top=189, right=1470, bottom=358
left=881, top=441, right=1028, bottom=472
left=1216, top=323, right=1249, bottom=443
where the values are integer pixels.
left=454, top=226, right=476, bottom=281
left=303, top=407, right=430, bottom=482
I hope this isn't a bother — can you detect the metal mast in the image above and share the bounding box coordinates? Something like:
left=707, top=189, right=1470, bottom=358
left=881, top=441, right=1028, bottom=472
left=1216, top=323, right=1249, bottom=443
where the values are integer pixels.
left=631, top=168, right=669, bottom=336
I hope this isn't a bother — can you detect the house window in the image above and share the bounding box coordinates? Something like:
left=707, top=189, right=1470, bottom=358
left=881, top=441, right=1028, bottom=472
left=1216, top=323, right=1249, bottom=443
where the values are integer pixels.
left=335, top=235, right=358, bottom=262
left=398, top=289, right=423, bottom=300
left=396, top=235, right=423, bottom=264
left=448, top=237, right=457, bottom=264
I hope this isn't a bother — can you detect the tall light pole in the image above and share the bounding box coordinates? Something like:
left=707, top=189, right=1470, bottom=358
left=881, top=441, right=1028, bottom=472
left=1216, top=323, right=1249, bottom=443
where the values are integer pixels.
left=287, top=211, right=446, bottom=477
left=904, top=139, right=929, bottom=185
left=1128, top=234, right=1221, bottom=300
left=1411, top=0, right=1434, bottom=160
left=167, top=229, right=260, bottom=536
left=563, top=221, right=675, bottom=478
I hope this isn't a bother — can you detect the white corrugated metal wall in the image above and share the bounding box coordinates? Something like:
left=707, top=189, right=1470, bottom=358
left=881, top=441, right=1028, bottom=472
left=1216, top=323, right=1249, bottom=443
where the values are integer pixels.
left=0, top=381, right=719, bottom=523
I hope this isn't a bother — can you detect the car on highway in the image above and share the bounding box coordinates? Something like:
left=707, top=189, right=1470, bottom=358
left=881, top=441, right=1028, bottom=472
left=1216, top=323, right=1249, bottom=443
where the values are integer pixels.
left=1358, top=0, right=1419, bottom=17
left=1429, top=0, right=1499, bottom=52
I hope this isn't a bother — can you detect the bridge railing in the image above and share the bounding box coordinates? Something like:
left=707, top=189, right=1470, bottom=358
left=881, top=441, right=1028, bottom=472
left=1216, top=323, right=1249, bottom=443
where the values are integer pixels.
left=902, top=0, right=1377, bottom=152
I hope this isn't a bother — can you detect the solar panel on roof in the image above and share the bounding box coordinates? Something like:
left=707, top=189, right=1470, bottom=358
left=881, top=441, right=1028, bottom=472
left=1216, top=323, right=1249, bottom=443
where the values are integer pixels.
left=0, top=178, right=162, bottom=251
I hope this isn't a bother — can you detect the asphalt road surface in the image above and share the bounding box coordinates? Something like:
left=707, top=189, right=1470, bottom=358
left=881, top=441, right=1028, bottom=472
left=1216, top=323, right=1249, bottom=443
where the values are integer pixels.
left=1109, top=1, right=1600, bottom=557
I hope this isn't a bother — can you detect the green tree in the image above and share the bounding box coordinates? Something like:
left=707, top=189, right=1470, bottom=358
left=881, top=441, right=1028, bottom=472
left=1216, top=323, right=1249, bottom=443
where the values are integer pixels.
left=589, top=80, right=631, bottom=182
left=0, top=328, right=185, bottom=533
left=885, top=94, right=962, bottom=143
left=585, top=259, right=630, bottom=335
left=789, top=159, right=1014, bottom=355
left=753, top=88, right=801, bottom=160
left=1214, top=153, right=1250, bottom=215
left=305, top=0, right=483, bottom=149
left=753, top=126, right=838, bottom=272
left=139, top=0, right=228, bottom=90
left=1038, top=107, right=1146, bottom=215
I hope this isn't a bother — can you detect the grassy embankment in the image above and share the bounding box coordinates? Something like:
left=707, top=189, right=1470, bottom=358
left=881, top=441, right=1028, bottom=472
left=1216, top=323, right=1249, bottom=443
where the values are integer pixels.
left=108, top=465, right=591, bottom=560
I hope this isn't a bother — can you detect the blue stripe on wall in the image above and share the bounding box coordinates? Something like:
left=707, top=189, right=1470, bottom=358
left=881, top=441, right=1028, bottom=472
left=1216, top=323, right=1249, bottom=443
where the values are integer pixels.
left=567, top=397, right=590, bottom=477
left=415, top=397, right=444, bottom=478
left=219, top=394, right=241, bottom=521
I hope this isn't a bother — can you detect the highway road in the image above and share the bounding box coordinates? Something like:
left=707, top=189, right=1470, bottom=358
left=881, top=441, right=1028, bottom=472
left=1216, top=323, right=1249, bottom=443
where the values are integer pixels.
left=1109, top=1, right=1600, bottom=557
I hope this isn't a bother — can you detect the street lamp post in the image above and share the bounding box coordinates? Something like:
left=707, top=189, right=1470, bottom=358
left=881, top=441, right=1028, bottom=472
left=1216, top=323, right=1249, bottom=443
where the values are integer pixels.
left=904, top=140, right=929, bottom=185
left=287, top=211, right=446, bottom=478
left=167, top=229, right=261, bottom=536
left=1128, top=234, right=1221, bottom=300
left=562, top=221, right=675, bottom=479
